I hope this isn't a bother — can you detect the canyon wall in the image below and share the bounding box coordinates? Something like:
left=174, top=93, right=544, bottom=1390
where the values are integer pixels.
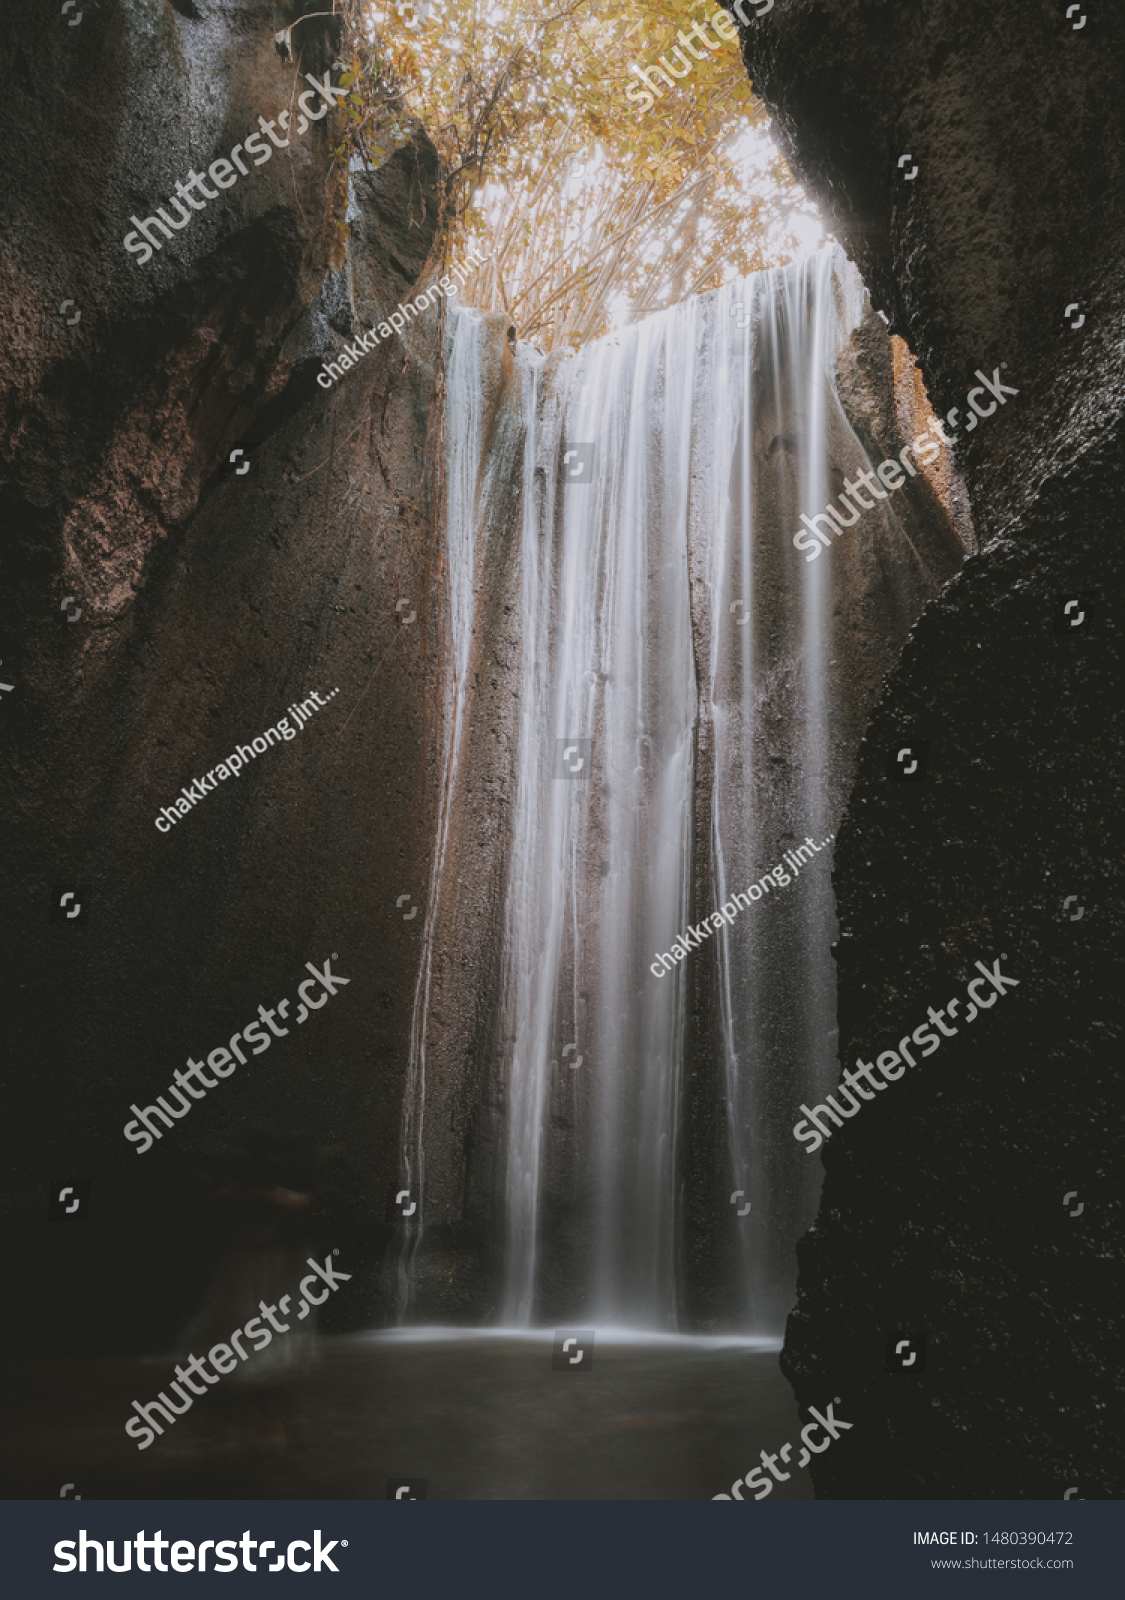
left=0, top=0, right=449, bottom=1349
left=733, top=0, right=1124, bottom=1496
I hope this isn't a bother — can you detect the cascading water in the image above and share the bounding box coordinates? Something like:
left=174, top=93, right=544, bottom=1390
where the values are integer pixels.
left=400, top=243, right=945, bottom=1333
left=499, top=285, right=703, bottom=1327
left=707, top=249, right=868, bottom=1333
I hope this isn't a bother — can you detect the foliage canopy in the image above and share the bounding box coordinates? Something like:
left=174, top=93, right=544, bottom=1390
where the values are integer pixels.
left=334, top=0, right=824, bottom=348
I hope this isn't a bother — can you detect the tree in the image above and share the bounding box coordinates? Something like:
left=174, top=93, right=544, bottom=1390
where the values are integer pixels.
left=339, top=0, right=825, bottom=347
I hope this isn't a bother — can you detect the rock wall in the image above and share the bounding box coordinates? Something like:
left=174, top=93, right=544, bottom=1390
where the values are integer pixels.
left=0, top=0, right=448, bottom=1351
left=732, top=0, right=1124, bottom=1496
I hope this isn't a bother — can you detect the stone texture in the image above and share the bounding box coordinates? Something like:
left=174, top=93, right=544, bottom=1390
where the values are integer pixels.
left=731, top=0, right=1125, bottom=1496
left=0, top=0, right=447, bottom=1349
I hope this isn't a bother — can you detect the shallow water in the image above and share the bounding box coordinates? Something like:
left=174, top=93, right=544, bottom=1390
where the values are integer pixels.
left=6, top=1334, right=813, bottom=1501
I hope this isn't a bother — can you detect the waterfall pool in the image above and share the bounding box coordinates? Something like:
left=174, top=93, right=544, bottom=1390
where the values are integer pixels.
left=5, top=1335, right=813, bottom=1500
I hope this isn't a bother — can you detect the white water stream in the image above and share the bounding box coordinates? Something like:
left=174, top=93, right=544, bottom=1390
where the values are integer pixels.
left=401, top=245, right=913, bottom=1334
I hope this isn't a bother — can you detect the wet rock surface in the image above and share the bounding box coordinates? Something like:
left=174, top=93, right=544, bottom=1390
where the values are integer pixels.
left=1, top=2, right=446, bottom=1349
left=734, top=0, right=1124, bottom=1495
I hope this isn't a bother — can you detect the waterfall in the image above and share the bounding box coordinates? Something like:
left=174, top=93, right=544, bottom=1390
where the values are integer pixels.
left=707, top=249, right=868, bottom=1333
left=499, top=290, right=704, bottom=1327
left=403, top=243, right=941, bottom=1332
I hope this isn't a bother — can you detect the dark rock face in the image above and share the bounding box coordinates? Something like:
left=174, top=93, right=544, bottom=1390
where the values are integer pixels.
left=733, top=0, right=1124, bottom=1495
left=1, top=2, right=446, bottom=1350
left=377, top=313, right=529, bottom=1325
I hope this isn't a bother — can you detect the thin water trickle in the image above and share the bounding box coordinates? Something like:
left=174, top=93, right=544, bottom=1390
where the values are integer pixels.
left=394, top=309, right=494, bottom=1318
left=709, top=250, right=865, bottom=1333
